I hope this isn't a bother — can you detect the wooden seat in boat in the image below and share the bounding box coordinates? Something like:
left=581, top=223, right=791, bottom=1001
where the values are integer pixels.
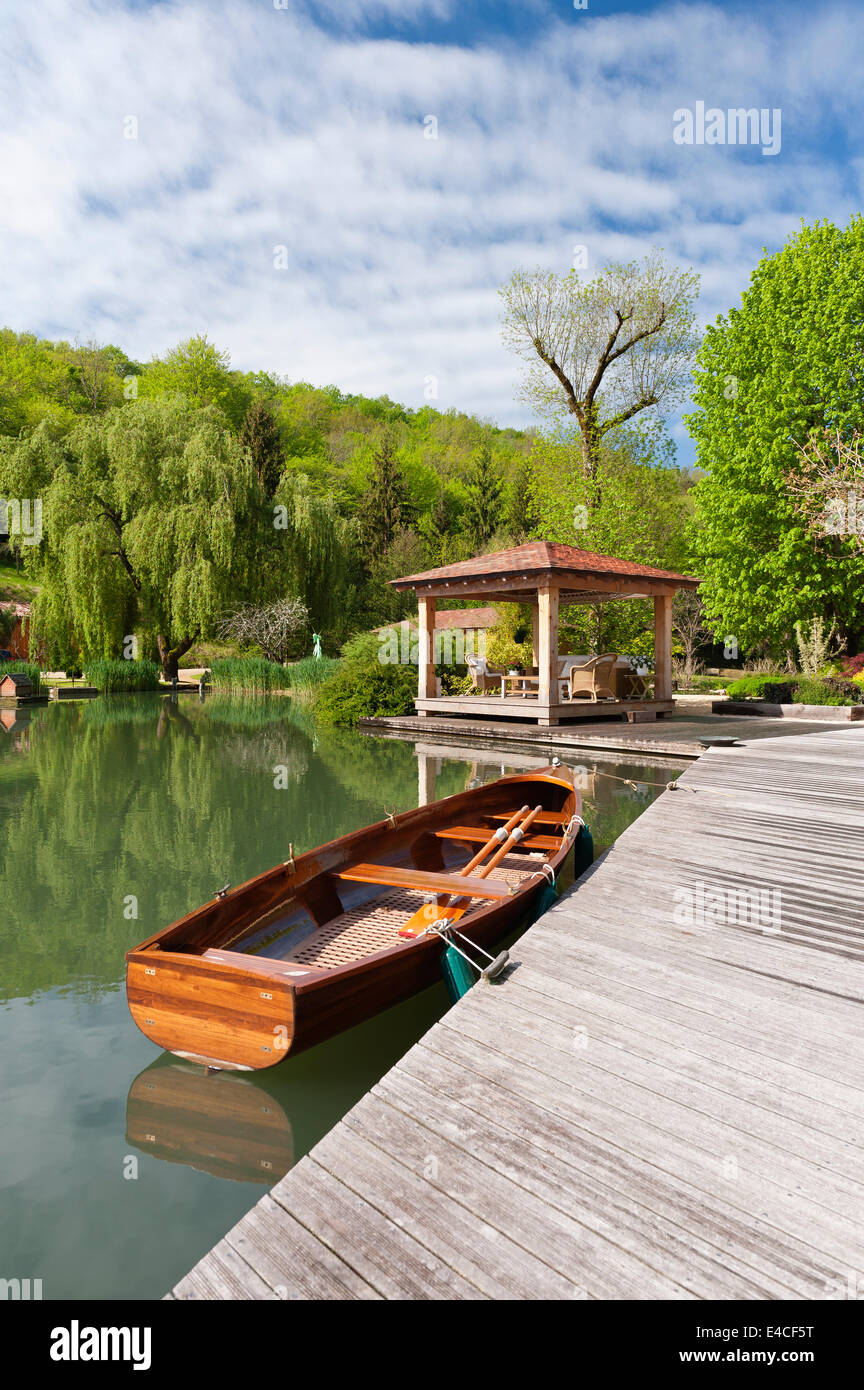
left=338, top=863, right=514, bottom=898
left=434, top=825, right=560, bottom=851
left=490, top=810, right=569, bottom=826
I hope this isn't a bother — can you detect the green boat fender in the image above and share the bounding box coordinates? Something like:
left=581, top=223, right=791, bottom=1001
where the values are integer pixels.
left=572, top=822, right=594, bottom=879
left=441, top=823, right=594, bottom=1003
left=441, top=943, right=476, bottom=1003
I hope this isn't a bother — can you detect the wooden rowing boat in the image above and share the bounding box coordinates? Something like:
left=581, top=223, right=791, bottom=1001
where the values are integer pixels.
left=125, top=765, right=585, bottom=1071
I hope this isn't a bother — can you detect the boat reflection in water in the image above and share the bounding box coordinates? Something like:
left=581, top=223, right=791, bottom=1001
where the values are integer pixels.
left=126, top=1056, right=295, bottom=1184
left=125, top=974, right=451, bottom=1185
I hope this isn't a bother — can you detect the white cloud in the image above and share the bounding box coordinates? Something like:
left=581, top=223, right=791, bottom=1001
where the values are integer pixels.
left=0, top=0, right=862, bottom=446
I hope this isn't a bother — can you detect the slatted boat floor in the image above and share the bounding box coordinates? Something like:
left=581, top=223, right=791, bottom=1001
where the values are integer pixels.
left=285, top=854, right=544, bottom=970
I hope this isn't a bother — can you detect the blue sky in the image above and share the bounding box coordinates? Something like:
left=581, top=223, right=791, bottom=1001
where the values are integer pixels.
left=1, top=0, right=863, bottom=466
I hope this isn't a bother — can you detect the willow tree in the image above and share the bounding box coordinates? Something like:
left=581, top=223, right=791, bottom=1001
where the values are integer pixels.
left=4, top=399, right=268, bottom=677
left=500, top=250, right=700, bottom=477
left=269, top=471, right=347, bottom=628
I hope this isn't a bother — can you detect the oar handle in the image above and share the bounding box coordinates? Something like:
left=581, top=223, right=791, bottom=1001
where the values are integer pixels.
left=460, top=804, right=529, bottom=876
left=443, top=805, right=545, bottom=912
left=475, top=804, right=544, bottom=879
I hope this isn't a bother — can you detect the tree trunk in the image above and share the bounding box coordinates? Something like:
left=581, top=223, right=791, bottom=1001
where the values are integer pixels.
left=157, top=634, right=195, bottom=681
left=578, top=404, right=602, bottom=481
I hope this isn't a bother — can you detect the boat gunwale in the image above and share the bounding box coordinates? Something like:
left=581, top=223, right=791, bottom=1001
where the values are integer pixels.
left=125, top=769, right=579, bottom=991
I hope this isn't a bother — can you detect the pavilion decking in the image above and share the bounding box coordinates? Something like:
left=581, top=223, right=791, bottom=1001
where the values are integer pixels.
left=414, top=693, right=675, bottom=725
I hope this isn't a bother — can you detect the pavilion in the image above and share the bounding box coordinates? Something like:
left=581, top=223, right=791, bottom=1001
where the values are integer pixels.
left=390, top=541, right=700, bottom=728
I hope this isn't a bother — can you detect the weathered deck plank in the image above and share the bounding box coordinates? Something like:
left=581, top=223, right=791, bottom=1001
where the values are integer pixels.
left=172, top=725, right=864, bottom=1300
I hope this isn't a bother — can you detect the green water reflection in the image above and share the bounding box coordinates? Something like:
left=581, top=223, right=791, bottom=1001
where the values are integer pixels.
left=0, top=693, right=682, bottom=1298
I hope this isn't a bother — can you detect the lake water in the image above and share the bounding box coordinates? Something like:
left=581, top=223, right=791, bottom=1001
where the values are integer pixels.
left=0, top=692, right=683, bottom=1299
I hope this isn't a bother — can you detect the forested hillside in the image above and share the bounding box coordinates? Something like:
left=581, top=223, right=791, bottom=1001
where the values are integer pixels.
left=0, top=329, right=694, bottom=665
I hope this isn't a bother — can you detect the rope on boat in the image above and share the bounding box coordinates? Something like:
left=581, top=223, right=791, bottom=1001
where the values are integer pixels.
left=423, top=919, right=509, bottom=981
left=384, top=806, right=398, bottom=829
left=283, top=842, right=296, bottom=874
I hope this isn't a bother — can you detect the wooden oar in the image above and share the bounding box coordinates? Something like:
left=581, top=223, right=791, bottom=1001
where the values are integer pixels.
left=398, top=804, right=542, bottom=939
left=397, top=804, right=529, bottom=939
left=457, top=804, right=530, bottom=877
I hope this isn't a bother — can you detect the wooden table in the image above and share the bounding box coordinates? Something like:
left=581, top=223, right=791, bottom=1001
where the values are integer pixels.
left=621, top=671, right=653, bottom=699
left=499, top=674, right=540, bottom=698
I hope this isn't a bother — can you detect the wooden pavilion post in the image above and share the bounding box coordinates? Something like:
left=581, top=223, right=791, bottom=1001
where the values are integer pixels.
left=417, top=594, right=436, bottom=716
left=653, top=592, right=673, bottom=701
left=531, top=601, right=540, bottom=669
left=537, top=584, right=560, bottom=725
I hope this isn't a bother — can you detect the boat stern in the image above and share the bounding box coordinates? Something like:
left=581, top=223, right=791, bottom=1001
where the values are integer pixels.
left=125, top=948, right=296, bottom=1071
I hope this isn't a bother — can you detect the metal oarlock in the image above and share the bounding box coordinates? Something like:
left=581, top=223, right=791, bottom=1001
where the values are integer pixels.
left=424, top=919, right=510, bottom=981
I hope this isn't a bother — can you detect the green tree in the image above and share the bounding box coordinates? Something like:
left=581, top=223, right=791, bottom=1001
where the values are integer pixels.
left=358, top=435, right=413, bottom=560
left=500, top=249, right=700, bottom=478
left=464, top=443, right=503, bottom=548
left=530, top=423, right=690, bottom=654
left=140, top=335, right=250, bottom=427
left=239, top=397, right=283, bottom=497
left=1, top=400, right=267, bottom=677
left=687, top=218, right=864, bottom=656
left=505, top=457, right=541, bottom=542
left=268, top=472, right=346, bottom=629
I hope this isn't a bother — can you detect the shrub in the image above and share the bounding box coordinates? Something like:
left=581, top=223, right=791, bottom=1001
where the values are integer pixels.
left=486, top=625, right=533, bottom=672
left=314, top=631, right=416, bottom=725
left=792, top=677, right=859, bottom=707
left=840, top=654, right=864, bottom=678
left=208, top=657, right=288, bottom=693
left=794, top=617, right=842, bottom=676
left=691, top=673, right=735, bottom=691
left=725, top=674, right=795, bottom=702
left=438, top=664, right=471, bottom=695
left=83, top=659, right=161, bottom=692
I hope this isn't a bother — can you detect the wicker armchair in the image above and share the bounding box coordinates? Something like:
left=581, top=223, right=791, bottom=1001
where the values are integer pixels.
left=465, top=654, right=504, bottom=693
left=565, top=653, right=619, bottom=702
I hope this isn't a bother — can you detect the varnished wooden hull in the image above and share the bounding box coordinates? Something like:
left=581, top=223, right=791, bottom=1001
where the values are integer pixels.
left=126, top=767, right=581, bottom=1070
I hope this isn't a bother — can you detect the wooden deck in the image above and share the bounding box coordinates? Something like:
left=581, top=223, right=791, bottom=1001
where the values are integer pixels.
left=171, top=725, right=864, bottom=1300
left=415, top=694, right=674, bottom=726
left=362, top=708, right=858, bottom=759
